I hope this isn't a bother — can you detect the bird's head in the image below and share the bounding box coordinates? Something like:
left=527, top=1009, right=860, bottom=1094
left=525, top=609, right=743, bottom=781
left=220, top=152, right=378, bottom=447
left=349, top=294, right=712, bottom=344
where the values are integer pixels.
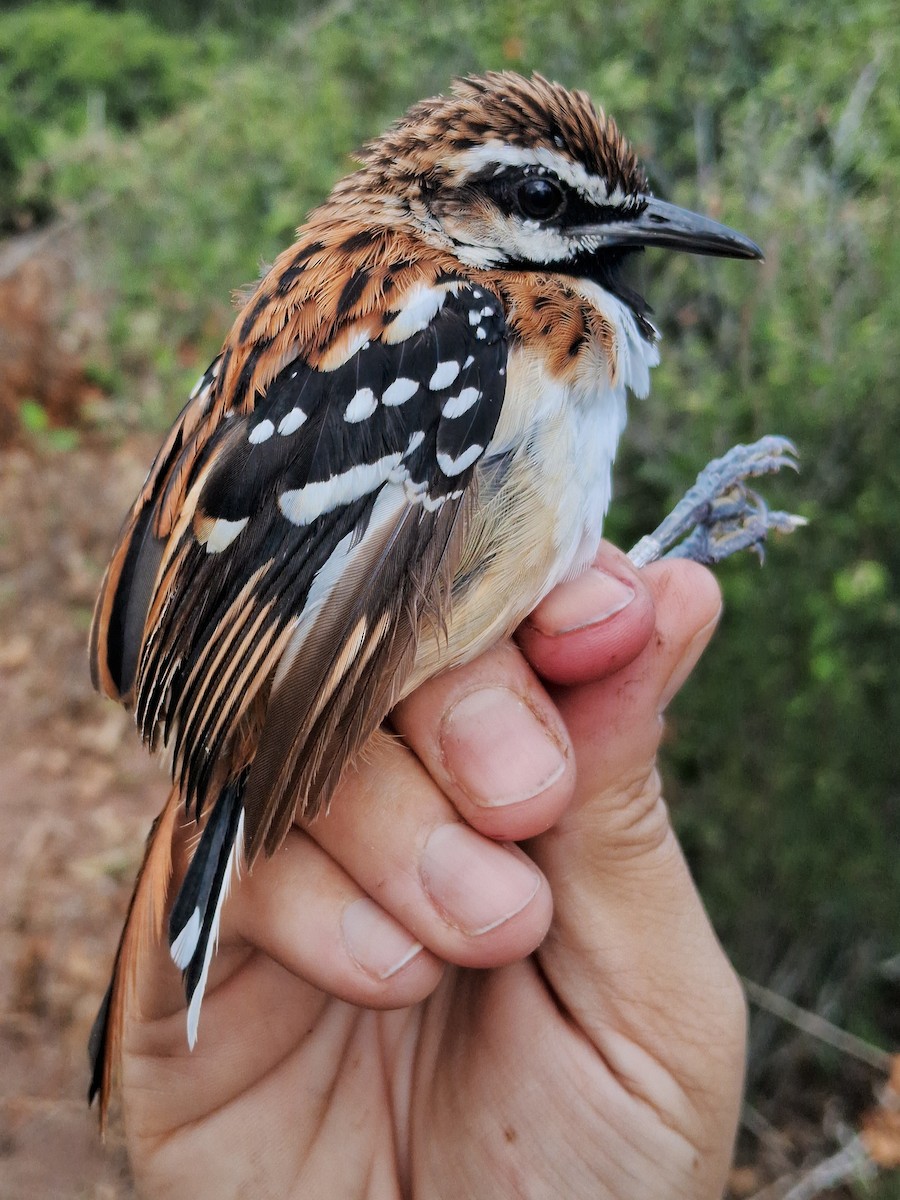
left=356, top=71, right=761, bottom=283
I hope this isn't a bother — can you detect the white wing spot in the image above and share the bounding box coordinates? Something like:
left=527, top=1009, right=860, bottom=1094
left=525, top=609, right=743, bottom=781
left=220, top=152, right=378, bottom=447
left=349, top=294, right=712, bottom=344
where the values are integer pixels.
left=382, top=377, right=419, bottom=406
left=280, top=453, right=404, bottom=525
left=468, top=309, right=482, bottom=325
left=419, top=485, right=466, bottom=513
left=278, top=407, right=307, bottom=435
left=318, top=326, right=371, bottom=370
left=463, top=355, right=475, bottom=369
left=473, top=290, right=482, bottom=298
left=382, top=283, right=447, bottom=343
left=420, top=492, right=448, bottom=512
left=249, top=419, right=274, bottom=444
left=437, top=444, right=483, bottom=476
left=388, top=431, right=424, bottom=482
left=429, top=361, right=461, bottom=390
left=205, top=516, right=249, bottom=553
left=475, top=326, right=487, bottom=340
left=481, top=306, right=494, bottom=316
left=344, top=387, right=378, bottom=422
left=442, top=387, right=481, bottom=418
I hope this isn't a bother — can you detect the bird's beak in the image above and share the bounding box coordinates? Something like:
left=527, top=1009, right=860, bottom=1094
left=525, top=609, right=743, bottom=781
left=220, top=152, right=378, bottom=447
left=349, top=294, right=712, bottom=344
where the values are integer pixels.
left=571, top=196, right=763, bottom=261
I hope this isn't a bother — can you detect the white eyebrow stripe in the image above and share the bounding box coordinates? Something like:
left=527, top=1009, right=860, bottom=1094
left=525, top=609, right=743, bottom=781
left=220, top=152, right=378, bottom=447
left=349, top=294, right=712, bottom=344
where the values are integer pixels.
left=451, top=142, right=627, bottom=208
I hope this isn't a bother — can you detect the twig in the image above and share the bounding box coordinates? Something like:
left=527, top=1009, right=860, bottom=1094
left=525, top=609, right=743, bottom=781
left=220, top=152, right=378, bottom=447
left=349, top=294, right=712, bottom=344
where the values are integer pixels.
left=740, top=1101, right=796, bottom=1171
left=833, top=50, right=883, bottom=159
left=748, top=1134, right=877, bottom=1200
left=743, top=976, right=893, bottom=1072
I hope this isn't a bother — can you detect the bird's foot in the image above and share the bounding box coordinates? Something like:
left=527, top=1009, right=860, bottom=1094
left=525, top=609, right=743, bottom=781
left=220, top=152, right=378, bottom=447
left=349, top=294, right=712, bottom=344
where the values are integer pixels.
left=627, top=436, right=807, bottom=568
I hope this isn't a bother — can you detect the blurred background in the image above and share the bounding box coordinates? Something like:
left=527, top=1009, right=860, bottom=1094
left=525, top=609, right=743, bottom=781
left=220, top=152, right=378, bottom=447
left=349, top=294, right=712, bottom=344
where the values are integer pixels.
left=0, top=1, right=896, bottom=1196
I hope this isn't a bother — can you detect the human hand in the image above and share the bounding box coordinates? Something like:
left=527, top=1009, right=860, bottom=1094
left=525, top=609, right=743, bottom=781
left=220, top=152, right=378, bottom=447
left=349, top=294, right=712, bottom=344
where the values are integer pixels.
left=118, top=542, right=745, bottom=1199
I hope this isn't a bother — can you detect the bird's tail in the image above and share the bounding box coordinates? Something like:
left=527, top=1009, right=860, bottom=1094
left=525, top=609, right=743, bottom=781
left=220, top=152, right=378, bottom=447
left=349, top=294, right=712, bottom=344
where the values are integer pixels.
left=88, top=773, right=247, bottom=1130
left=168, top=771, right=246, bottom=1049
left=88, top=783, right=179, bottom=1133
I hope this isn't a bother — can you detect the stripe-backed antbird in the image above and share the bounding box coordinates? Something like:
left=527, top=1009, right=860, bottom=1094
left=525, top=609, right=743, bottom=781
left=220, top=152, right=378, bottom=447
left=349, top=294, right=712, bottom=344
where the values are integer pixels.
left=87, top=71, right=803, bottom=1123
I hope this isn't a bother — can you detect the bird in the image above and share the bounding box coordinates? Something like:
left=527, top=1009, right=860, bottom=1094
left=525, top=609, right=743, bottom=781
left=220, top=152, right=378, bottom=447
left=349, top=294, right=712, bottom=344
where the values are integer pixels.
left=87, top=70, right=800, bottom=1125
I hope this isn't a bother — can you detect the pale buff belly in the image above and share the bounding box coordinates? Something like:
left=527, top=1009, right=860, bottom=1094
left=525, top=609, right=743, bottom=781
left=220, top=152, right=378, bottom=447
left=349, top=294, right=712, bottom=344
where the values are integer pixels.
left=403, top=355, right=625, bottom=693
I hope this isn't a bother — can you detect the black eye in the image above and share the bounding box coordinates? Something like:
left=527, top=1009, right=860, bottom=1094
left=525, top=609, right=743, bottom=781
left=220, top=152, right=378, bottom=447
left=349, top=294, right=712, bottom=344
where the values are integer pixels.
left=516, top=177, right=565, bottom=221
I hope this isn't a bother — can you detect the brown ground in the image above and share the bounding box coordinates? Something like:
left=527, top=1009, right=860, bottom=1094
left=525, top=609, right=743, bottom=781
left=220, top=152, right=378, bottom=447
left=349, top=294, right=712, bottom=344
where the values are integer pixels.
left=0, top=437, right=161, bottom=1200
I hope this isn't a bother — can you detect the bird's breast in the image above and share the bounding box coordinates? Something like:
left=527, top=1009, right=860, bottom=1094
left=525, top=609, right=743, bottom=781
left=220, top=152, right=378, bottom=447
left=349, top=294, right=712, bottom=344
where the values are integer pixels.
left=405, top=341, right=632, bottom=689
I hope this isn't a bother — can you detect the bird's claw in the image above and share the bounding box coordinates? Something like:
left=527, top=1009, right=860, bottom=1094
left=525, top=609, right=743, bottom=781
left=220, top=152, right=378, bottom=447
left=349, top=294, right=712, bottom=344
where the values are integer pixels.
left=628, top=436, right=807, bottom=568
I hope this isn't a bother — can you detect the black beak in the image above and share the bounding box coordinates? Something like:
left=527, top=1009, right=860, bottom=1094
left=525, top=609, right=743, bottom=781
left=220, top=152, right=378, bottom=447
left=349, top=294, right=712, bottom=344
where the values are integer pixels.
left=571, top=196, right=763, bottom=261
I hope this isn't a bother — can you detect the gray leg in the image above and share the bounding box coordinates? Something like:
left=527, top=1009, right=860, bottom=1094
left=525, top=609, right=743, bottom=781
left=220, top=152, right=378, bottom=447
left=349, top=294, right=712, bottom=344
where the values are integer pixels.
left=628, top=436, right=807, bottom=568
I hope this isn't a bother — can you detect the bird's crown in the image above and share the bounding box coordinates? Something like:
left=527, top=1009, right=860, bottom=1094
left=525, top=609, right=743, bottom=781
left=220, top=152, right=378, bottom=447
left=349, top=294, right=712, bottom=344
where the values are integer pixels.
left=362, top=71, right=646, bottom=199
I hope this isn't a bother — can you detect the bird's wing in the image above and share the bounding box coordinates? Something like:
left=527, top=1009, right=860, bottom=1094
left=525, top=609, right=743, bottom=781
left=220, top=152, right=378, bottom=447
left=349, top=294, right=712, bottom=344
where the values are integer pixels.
left=90, top=355, right=226, bottom=703
left=89, top=280, right=508, bottom=864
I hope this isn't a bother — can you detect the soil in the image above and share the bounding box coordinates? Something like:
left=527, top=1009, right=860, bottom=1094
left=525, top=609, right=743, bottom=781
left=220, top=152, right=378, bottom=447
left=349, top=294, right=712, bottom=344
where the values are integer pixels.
left=0, top=437, right=162, bottom=1200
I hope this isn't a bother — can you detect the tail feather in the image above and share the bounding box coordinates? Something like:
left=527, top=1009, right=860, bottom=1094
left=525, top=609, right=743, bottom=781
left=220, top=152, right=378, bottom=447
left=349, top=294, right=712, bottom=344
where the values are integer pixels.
left=88, top=785, right=178, bottom=1133
left=168, top=773, right=245, bottom=1048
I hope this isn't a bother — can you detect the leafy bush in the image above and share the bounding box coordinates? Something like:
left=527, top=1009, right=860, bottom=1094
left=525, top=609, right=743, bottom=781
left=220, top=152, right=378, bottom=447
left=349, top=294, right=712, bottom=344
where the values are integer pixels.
left=88, top=0, right=311, bottom=36
left=0, top=2, right=223, bottom=227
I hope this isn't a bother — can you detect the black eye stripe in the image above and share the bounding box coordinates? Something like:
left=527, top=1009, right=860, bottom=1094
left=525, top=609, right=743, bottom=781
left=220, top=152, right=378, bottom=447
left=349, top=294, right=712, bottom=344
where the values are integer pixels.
left=468, top=166, right=632, bottom=229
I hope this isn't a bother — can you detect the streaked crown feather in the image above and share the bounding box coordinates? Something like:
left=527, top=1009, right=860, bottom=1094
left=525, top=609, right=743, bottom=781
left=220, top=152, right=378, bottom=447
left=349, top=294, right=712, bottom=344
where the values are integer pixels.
left=359, top=71, right=647, bottom=198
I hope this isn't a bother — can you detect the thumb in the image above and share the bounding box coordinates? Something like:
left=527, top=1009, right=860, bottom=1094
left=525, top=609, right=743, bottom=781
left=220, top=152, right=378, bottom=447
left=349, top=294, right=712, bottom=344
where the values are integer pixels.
left=552, top=557, right=722, bottom=817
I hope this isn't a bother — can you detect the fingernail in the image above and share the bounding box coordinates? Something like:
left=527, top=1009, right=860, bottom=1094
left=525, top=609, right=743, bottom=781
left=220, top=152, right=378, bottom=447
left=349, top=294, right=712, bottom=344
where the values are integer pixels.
left=421, top=824, right=541, bottom=935
left=528, top=568, right=635, bottom=636
left=657, top=609, right=723, bottom=712
left=341, top=898, right=423, bottom=980
left=440, top=687, right=566, bottom=807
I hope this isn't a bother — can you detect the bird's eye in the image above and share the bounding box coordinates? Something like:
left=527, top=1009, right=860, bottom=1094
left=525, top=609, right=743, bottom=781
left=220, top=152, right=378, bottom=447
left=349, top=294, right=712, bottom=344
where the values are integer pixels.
left=516, top=177, right=565, bottom=221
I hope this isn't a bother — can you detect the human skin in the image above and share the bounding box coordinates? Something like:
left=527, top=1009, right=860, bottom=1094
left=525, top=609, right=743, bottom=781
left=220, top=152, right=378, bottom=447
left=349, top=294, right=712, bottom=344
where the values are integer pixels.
left=116, top=543, right=746, bottom=1199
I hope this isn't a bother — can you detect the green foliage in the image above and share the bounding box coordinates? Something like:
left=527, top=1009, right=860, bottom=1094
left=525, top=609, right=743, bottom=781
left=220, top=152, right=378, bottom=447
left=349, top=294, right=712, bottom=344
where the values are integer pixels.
left=84, top=0, right=315, bottom=37
left=0, top=2, right=225, bottom=227
left=7, top=0, right=899, bottom=981
left=19, top=399, right=81, bottom=451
